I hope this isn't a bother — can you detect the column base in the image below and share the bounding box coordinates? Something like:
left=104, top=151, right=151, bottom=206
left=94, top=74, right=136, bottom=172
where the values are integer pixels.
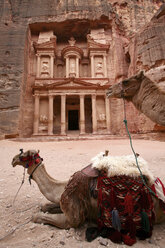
left=80, top=132, right=85, bottom=135
left=60, top=132, right=67, bottom=136
left=92, top=131, right=97, bottom=135
left=48, top=132, right=53, bottom=136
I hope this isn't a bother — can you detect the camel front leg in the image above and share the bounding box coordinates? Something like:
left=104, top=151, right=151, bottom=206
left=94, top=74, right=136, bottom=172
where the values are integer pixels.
left=40, top=202, right=62, bottom=214
left=32, top=213, right=70, bottom=229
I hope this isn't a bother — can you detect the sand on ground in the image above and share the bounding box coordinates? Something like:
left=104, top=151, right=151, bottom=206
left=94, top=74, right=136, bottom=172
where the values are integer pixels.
left=0, top=139, right=165, bottom=248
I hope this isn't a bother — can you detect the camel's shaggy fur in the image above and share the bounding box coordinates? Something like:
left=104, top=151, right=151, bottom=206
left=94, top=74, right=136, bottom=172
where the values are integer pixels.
left=91, top=152, right=154, bottom=185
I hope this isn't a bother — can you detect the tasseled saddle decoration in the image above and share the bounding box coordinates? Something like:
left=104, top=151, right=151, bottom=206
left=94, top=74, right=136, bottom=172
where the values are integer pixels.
left=96, top=174, right=154, bottom=246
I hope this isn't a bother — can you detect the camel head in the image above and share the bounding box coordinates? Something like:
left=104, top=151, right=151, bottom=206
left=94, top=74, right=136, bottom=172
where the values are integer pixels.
left=107, top=71, right=144, bottom=99
left=12, top=149, right=42, bottom=168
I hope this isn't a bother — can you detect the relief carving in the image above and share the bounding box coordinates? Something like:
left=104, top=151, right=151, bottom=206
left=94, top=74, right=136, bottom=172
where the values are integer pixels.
left=41, top=61, right=50, bottom=77
left=68, top=37, right=76, bottom=46
left=69, top=57, right=76, bottom=77
left=95, top=57, right=104, bottom=77
left=40, top=114, right=48, bottom=123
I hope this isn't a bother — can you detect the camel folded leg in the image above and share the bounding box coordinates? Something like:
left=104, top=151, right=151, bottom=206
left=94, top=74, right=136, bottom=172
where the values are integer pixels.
left=32, top=213, right=70, bottom=229
left=40, top=202, right=62, bottom=214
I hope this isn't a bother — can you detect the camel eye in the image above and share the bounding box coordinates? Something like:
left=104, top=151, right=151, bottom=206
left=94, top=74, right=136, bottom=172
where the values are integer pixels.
left=123, top=80, right=129, bottom=86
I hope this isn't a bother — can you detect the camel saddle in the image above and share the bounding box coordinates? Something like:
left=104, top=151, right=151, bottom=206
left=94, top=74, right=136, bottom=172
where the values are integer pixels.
left=81, top=164, right=99, bottom=178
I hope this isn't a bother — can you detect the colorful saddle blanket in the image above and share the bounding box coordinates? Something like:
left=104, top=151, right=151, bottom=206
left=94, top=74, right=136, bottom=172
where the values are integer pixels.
left=97, top=175, right=154, bottom=245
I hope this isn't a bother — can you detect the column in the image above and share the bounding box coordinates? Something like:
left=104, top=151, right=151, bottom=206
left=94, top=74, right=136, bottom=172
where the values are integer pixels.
left=36, top=55, right=41, bottom=78
left=90, top=55, right=94, bottom=78
left=76, top=57, right=79, bottom=77
left=48, top=95, right=54, bottom=135
left=103, top=55, right=107, bottom=77
left=105, top=96, right=111, bottom=133
left=80, top=95, right=85, bottom=134
left=50, top=55, right=54, bottom=78
left=91, top=94, right=97, bottom=133
left=61, top=94, right=66, bottom=135
left=66, top=57, right=69, bottom=77
left=33, top=94, right=40, bottom=135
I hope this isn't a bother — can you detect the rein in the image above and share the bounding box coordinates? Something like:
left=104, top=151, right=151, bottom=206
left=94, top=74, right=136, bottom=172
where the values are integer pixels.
left=120, top=86, right=156, bottom=197
left=29, top=160, right=42, bottom=185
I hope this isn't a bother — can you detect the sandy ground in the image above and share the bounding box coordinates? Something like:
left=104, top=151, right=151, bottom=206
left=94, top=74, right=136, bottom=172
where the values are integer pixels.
left=0, top=138, right=165, bottom=248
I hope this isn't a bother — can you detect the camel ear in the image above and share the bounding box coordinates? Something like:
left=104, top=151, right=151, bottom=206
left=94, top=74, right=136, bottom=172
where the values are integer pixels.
left=38, top=150, right=40, bottom=153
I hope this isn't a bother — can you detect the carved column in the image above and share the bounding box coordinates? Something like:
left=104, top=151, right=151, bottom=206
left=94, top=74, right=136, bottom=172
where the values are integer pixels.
left=103, top=55, right=107, bottom=77
left=76, top=57, right=79, bottom=77
left=66, top=57, right=69, bottom=77
left=92, top=94, right=97, bottom=133
left=33, top=94, right=40, bottom=135
left=80, top=95, right=85, bottom=134
left=105, top=96, right=110, bottom=133
left=61, top=94, right=66, bottom=135
left=50, top=55, right=54, bottom=78
left=90, top=55, right=94, bottom=78
left=48, top=95, right=54, bottom=135
left=36, top=55, right=41, bottom=78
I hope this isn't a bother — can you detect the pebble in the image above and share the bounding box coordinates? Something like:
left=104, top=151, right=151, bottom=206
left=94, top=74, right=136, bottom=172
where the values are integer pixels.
left=99, top=237, right=108, bottom=246
left=59, top=240, right=65, bottom=245
left=6, top=204, right=12, bottom=208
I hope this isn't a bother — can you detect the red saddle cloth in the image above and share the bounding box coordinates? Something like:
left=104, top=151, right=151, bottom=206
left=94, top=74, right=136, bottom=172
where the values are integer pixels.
left=97, top=175, right=155, bottom=245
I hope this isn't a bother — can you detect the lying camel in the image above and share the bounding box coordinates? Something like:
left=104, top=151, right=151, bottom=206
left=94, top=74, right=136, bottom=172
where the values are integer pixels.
left=12, top=149, right=165, bottom=244
left=107, top=71, right=165, bottom=126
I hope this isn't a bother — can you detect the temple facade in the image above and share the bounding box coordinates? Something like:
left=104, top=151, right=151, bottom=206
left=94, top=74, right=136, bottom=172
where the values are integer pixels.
left=32, top=30, right=111, bottom=136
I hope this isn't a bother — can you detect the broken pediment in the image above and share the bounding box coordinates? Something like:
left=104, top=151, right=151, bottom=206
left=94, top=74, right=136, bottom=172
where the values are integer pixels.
left=87, top=34, right=110, bottom=51
left=33, top=37, right=56, bottom=52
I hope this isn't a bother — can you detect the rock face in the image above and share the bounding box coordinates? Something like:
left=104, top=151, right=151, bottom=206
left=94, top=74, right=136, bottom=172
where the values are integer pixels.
left=0, top=0, right=164, bottom=138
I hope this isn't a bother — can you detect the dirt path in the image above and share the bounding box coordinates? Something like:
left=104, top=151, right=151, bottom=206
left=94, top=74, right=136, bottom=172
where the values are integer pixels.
left=0, top=139, right=165, bottom=248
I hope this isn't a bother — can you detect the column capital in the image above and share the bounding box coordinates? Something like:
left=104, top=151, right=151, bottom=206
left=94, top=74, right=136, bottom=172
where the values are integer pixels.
left=91, top=93, right=96, bottom=98
left=80, top=94, right=85, bottom=98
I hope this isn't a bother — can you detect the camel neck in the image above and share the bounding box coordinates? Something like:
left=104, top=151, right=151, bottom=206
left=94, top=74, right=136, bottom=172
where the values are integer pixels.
left=28, top=164, right=68, bottom=203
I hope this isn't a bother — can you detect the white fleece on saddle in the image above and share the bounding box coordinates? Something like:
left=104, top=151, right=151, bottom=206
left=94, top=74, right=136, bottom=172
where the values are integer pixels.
left=91, top=152, right=154, bottom=185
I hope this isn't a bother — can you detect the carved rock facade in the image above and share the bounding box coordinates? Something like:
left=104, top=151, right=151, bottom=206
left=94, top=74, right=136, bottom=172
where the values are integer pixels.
left=0, top=0, right=164, bottom=137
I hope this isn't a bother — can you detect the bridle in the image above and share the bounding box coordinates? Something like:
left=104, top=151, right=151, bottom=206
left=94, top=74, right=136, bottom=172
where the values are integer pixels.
left=19, top=149, right=43, bottom=184
left=13, top=149, right=43, bottom=205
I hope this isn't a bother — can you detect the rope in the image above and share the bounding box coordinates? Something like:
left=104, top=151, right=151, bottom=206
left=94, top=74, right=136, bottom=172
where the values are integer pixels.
left=0, top=218, right=32, bottom=241
left=13, top=168, right=26, bottom=206
left=122, top=97, right=156, bottom=197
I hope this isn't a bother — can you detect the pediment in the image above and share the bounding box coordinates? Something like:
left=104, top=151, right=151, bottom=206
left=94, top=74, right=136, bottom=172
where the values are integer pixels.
left=48, top=79, right=98, bottom=89
left=33, top=78, right=110, bottom=91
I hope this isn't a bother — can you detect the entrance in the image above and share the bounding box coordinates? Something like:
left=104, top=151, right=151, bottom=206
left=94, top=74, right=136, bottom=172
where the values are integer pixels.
left=68, top=110, right=79, bottom=130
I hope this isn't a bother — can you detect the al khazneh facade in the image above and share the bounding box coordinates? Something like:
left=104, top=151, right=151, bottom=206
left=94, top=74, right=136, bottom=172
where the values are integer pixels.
left=32, top=30, right=111, bottom=136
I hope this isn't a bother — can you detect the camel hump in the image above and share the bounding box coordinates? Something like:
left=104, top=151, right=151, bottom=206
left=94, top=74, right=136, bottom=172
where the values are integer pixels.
left=81, top=164, right=99, bottom=178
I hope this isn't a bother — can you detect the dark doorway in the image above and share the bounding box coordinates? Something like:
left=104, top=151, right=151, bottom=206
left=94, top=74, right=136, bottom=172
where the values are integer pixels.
left=68, top=110, right=79, bottom=130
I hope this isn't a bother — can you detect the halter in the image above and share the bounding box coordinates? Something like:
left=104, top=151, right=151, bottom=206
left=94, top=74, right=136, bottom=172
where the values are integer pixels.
left=19, top=149, right=43, bottom=184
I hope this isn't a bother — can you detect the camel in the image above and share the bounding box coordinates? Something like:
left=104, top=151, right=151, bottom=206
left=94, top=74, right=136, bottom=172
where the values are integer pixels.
left=12, top=149, right=165, bottom=244
left=106, top=71, right=165, bottom=126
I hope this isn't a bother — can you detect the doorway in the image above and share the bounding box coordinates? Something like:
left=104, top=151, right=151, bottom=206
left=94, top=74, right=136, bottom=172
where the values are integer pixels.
left=68, top=110, right=79, bottom=130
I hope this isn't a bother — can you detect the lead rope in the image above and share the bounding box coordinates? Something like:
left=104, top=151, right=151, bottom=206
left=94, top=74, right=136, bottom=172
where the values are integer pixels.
left=13, top=167, right=26, bottom=206
left=122, top=97, right=156, bottom=197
